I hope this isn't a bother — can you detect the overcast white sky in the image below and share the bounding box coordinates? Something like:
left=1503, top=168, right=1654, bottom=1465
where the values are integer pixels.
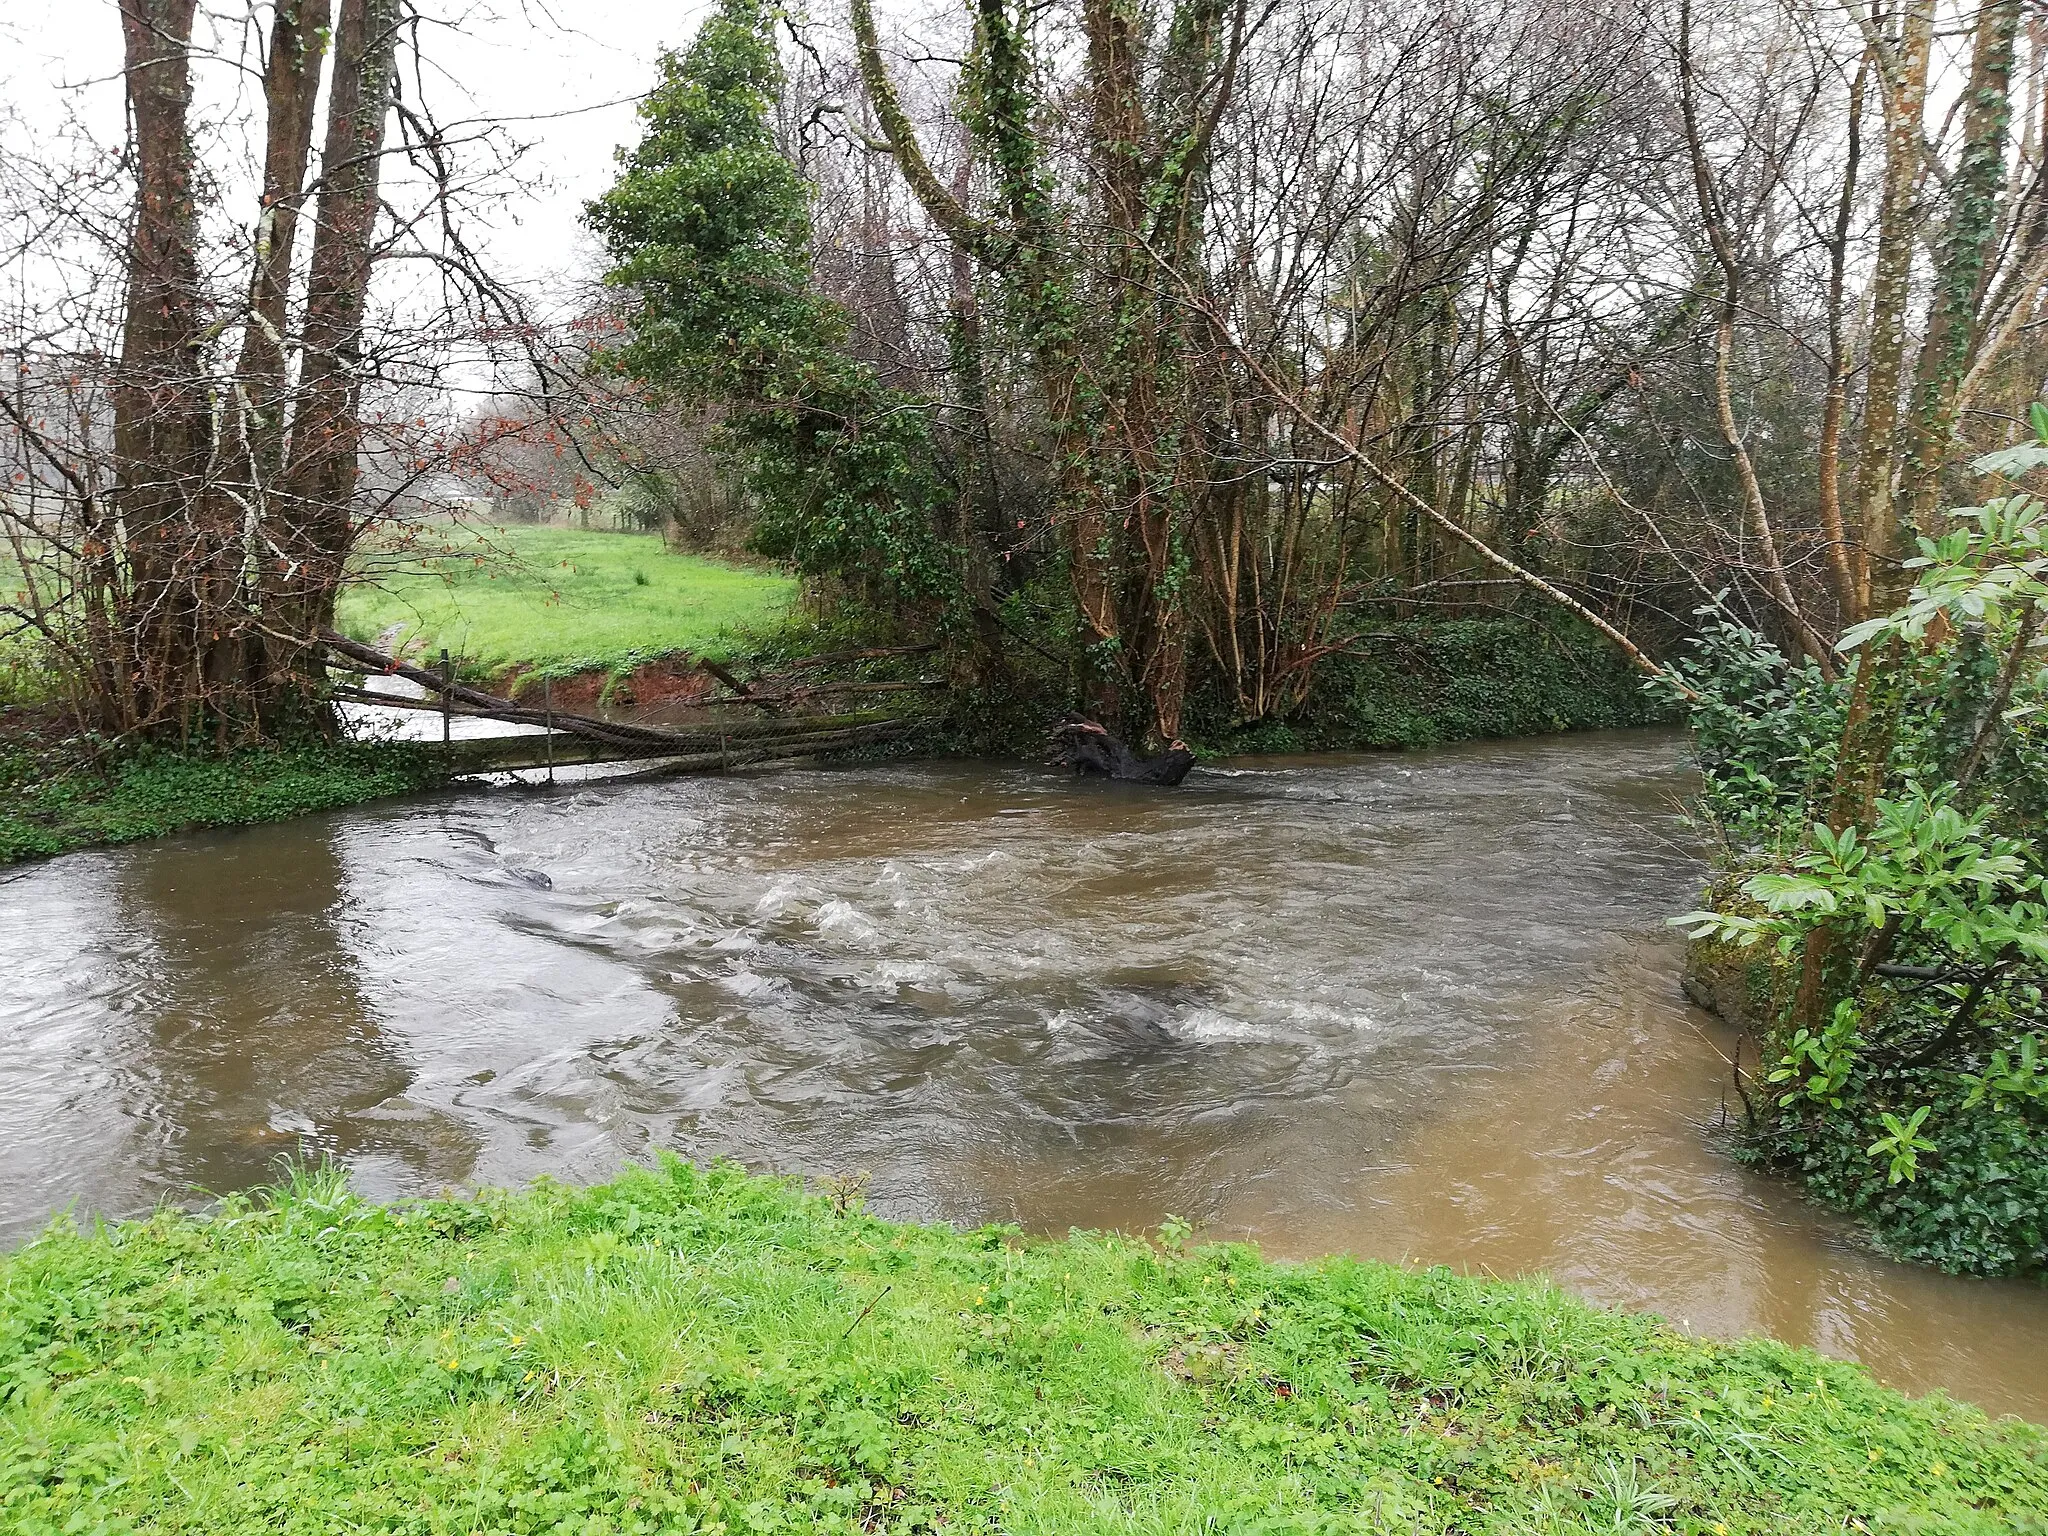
left=0, top=0, right=717, bottom=293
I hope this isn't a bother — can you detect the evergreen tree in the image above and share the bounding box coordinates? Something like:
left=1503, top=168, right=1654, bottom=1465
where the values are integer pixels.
left=586, top=0, right=954, bottom=604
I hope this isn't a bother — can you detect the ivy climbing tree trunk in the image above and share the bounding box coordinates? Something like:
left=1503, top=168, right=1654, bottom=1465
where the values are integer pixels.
left=853, top=0, right=1245, bottom=742
left=1895, top=0, right=2024, bottom=542
left=1851, top=0, right=1933, bottom=619
left=1829, top=0, right=2026, bottom=857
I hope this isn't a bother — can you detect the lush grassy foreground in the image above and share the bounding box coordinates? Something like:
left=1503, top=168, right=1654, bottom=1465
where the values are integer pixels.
left=0, top=736, right=445, bottom=865
left=337, top=527, right=797, bottom=678
left=3, top=1163, right=2042, bottom=1534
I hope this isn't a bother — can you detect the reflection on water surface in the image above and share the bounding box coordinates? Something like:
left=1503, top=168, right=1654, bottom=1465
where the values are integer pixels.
left=4, top=729, right=2044, bottom=1418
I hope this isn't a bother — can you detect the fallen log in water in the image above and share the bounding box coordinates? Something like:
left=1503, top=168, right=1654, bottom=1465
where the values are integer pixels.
left=320, top=631, right=944, bottom=735
left=320, top=630, right=935, bottom=774
left=319, top=631, right=684, bottom=752
left=777, top=642, right=941, bottom=670
left=708, top=678, right=949, bottom=708
left=329, top=685, right=906, bottom=744
left=428, top=717, right=924, bottom=776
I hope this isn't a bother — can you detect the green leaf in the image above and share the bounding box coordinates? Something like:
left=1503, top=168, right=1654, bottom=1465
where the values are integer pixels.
left=1745, top=872, right=1837, bottom=913
left=1837, top=615, right=1895, bottom=652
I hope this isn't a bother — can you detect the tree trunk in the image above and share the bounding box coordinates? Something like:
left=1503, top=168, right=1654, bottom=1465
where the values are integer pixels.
left=1815, top=54, right=1866, bottom=625
left=945, top=154, right=1013, bottom=689
left=236, top=0, right=334, bottom=490
left=1895, top=0, right=2024, bottom=536
left=277, top=0, right=401, bottom=645
left=1853, top=0, right=1933, bottom=615
left=223, top=0, right=334, bottom=708
left=110, top=0, right=207, bottom=735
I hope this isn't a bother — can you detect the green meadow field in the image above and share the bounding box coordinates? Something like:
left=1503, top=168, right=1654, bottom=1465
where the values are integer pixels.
left=337, top=525, right=796, bottom=677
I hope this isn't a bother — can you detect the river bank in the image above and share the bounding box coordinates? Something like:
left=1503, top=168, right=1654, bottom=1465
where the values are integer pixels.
left=0, top=720, right=446, bottom=866
left=1681, top=926, right=2048, bottom=1282
left=0, top=613, right=1664, bottom=868
left=4, top=1158, right=2042, bottom=1534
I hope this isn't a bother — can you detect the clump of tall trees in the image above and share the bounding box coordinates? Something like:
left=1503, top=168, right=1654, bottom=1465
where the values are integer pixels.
left=592, top=0, right=2048, bottom=751
left=4, top=0, right=404, bottom=738
left=1, top=0, right=567, bottom=742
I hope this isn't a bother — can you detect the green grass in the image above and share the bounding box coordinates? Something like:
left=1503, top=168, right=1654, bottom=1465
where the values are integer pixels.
left=0, top=739, right=447, bottom=865
left=336, top=526, right=798, bottom=678
left=0, top=636, right=62, bottom=710
left=4, top=1162, right=2042, bottom=1533
left=0, top=545, right=67, bottom=709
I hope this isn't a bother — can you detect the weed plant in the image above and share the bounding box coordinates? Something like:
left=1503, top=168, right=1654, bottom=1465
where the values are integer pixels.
left=1668, top=613, right=2048, bottom=1276
left=1187, top=619, right=1674, bottom=753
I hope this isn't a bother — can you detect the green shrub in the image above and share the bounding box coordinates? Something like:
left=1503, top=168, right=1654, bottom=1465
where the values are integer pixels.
left=1745, top=1076, right=2048, bottom=1275
left=1668, top=462, right=2048, bottom=1276
left=1185, top=618, right=1674, bottom=752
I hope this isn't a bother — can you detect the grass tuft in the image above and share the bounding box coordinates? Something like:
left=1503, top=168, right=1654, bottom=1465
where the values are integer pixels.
left=2, top=1159, right=2042, bottom=1533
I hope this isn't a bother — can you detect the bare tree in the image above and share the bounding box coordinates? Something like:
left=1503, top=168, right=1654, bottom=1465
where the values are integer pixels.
left=1, top=1, right=564, bottom=740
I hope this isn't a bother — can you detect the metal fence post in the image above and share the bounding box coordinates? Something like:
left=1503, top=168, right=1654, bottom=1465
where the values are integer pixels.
left=544, top=676, right=555, bottom=786
left=439, top=649, right=452, bottom=744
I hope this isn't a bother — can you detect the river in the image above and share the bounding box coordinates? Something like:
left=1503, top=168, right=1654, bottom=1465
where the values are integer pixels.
left=4, top=729, right=2045, bottom=1419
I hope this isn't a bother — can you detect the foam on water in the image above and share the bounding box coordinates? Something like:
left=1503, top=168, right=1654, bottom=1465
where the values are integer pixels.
left=813, top=898, right=879, bottom=943
left=1166, top=1008, right=1272, bottom=1043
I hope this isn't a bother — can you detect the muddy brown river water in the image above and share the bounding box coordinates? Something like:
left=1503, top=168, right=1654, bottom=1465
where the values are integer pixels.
left=4, top=729, right=2045, bottom=1419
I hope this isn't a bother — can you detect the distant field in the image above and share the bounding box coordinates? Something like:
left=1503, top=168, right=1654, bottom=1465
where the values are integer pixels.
left=0, top=542, right=65, bottom=706
left=337, top=525, right=796, bottom=677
